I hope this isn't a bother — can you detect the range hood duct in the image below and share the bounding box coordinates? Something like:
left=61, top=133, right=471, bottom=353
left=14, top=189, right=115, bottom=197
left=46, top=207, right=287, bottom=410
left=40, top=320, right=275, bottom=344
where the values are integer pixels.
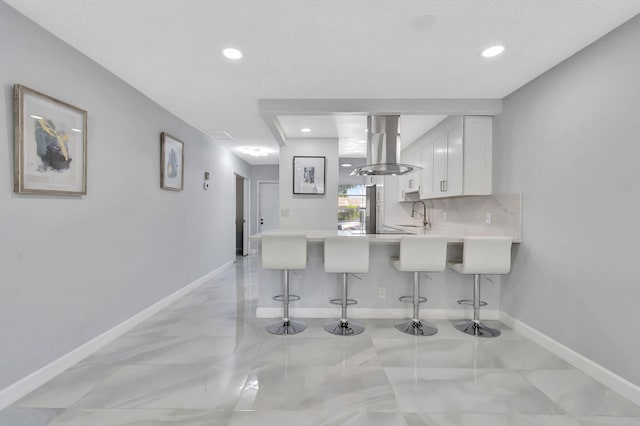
left=351, top=115, right=419, bottom=176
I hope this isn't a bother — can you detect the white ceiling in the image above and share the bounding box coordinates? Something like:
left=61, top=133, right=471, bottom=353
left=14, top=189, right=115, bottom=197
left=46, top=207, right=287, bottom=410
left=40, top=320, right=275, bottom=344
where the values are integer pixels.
left=277, top=114, right=446, bottom=158
left=5, top=0, right=640, bottom=165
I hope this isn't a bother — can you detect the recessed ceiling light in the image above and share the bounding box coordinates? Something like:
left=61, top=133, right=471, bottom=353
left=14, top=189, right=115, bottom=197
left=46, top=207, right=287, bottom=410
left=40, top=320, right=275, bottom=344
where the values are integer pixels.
left=482, top=45, right=505, bottom=58
left=341, top=163, right=353, bottom=167
left=301, top=128, right=311, bottom=133
left=223, top=48, right=243, bottom=60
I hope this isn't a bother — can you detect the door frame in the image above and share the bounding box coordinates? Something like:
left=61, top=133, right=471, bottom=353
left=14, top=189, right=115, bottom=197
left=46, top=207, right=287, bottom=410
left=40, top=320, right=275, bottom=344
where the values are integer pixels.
left=234, top=172, right=251, bottom=257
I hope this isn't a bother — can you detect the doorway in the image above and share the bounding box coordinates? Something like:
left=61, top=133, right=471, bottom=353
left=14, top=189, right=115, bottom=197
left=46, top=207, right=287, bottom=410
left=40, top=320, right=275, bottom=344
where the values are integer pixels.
left=258, top=181, right=279, bottom=233
left=235, top=174, right=249, bottom=256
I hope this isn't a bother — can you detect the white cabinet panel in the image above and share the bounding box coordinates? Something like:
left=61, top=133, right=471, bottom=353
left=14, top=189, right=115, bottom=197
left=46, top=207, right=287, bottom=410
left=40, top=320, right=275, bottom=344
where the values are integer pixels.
left=433, top=132, right=447, bottom=196
left=420, top=139, right=434, bottom=199
left=397, top=145, right=422, bottom=201
left=396, top=115, right=492, bottom=201
left=445, top=119, right=463, bottom=196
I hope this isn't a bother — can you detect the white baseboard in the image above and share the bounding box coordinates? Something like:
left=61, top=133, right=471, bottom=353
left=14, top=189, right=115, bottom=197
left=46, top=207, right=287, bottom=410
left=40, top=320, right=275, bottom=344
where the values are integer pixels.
left=500, top=311, right=640, bottom=407
left=256, top=307, right=499, bottom=320
left=0, top=261, right=233, bottom=411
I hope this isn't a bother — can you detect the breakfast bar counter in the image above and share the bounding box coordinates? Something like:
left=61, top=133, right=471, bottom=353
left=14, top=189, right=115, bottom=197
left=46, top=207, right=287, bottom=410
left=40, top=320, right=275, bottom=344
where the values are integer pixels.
left=250, top=228, right=519, bottom=320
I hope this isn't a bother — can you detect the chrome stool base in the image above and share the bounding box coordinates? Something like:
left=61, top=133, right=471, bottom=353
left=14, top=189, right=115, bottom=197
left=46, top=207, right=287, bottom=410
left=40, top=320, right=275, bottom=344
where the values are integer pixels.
left=395, top=319, right=438, bottom=336
left=324, top=320, right=364, bottom=336
left=266, top=320, right=307, bottom=335
left=455, top=320, right=500, bottom=338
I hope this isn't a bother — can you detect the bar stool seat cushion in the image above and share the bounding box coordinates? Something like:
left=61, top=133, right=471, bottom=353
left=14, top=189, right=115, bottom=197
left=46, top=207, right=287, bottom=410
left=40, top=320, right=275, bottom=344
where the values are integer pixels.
left=452, top=236, right=512, bottom=275
left=391, top=235, right=448, bottom=272
left=262, top=233, right=307, bottom=270
left=324, top=236, right=369, bottom=273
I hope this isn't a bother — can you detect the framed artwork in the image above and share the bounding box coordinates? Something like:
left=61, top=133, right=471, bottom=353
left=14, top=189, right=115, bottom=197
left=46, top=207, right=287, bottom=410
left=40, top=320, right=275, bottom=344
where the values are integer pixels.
left=160, top=132, right=184, bottom=191
left=293, top=156, right=325, bottom=195
left=14, top=84, right=87, bottom=195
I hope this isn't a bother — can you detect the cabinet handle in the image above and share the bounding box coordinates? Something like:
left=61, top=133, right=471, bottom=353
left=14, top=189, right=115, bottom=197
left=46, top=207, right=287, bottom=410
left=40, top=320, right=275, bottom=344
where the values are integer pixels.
left=443, top=180, right=447, bottom=192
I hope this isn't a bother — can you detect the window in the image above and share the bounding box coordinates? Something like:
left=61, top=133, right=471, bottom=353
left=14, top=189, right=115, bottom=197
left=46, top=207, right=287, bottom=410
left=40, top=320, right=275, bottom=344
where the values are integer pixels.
left=338, top=184, right=365, bottom=230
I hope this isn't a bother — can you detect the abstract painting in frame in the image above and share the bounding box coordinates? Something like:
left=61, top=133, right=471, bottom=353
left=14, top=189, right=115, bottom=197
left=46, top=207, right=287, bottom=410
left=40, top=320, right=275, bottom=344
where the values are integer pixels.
left=161, top=132, right=184, bottom=191
left=14, top=84, right=87, bottom=195
left=293, top=155, right=325, bottom=194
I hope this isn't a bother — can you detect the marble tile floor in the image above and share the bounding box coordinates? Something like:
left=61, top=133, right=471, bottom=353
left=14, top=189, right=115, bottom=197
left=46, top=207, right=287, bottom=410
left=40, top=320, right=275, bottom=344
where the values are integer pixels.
left=2, top=256, right=640, bottom=425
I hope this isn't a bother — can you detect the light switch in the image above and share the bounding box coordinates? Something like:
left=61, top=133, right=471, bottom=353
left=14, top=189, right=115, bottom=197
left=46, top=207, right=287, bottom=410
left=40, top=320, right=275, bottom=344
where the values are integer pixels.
left=485, top=213, right=492, bottom=224
left=442, top=211, right=448, bottom=221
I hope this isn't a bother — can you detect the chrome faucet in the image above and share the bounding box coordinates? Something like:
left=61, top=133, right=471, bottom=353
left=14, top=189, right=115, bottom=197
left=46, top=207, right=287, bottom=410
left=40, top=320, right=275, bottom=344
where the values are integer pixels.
left=411, top=200, right=430, bottom=229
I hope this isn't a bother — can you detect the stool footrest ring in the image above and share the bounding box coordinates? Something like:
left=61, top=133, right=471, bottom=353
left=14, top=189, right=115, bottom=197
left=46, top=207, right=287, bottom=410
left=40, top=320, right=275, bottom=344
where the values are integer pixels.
left=399, top=295, right=427, bottom=304
left=457, top=299, right=487, bottom=307
left=329, top=298, right=358, bottom=306
left=273, top=294, right=301, bottom=303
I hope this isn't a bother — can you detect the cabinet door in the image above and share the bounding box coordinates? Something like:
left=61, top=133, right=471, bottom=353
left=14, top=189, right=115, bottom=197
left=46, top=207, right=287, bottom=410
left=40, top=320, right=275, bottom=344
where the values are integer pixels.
left=433, top=132, right=447, bottom=196
left=445, top=121, right=463, bottom=196
left=421, top=139, right=434, bottom=199
left=406, top=148, right=421, bottom=193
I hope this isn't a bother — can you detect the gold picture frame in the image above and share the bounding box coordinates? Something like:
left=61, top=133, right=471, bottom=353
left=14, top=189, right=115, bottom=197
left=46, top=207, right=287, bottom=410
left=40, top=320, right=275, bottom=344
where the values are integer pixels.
left=160, top=132, right=184, bottom=191
left=14, top=84, right=88, bottom=195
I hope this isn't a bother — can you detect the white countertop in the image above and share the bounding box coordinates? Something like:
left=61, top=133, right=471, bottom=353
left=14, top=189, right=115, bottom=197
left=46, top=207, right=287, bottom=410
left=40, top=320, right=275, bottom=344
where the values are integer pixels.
left=250, top=225, right=520, bottom=244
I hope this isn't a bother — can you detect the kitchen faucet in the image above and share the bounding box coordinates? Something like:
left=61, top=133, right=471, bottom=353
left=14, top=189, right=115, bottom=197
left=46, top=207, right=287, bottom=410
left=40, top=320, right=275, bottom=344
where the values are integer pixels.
left=411, top=200, right=430, bottom=229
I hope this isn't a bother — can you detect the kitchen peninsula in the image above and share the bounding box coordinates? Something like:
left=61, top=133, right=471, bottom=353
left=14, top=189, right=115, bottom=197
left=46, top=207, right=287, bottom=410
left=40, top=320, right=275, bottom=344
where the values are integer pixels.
left=251, top=194, right=521, bottom=321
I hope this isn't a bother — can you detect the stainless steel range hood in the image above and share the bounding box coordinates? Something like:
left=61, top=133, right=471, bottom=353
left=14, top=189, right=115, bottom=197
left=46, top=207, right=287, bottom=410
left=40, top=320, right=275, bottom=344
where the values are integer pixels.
left=351, top=115, right=420, bottom=176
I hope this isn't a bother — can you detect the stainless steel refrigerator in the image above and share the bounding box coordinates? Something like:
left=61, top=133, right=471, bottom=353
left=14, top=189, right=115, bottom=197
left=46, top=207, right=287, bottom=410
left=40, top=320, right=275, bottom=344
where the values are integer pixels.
left=365, top=184, right=383, bottom=234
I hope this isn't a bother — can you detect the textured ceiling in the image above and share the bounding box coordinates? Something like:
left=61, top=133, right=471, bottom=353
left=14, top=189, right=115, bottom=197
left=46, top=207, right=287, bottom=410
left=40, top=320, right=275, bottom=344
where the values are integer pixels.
left=4, top=0, right=640, bottom=164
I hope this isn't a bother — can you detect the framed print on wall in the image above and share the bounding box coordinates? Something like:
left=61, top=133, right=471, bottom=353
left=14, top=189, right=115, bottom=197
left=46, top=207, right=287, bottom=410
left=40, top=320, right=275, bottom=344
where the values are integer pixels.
left=14, top=84, right=87, bottom=195
left=160, top=132, right=184, bottom=191
left=293, top=155, right=325, bottom=195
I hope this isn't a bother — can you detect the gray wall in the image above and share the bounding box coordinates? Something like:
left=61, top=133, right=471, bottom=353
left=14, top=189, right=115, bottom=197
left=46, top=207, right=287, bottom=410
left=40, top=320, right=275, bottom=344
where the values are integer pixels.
left=279, top=138, right=339, bottom=230
left=0, top=2, right=250, bottom=389
left=494, top=15, right=640, bottom=385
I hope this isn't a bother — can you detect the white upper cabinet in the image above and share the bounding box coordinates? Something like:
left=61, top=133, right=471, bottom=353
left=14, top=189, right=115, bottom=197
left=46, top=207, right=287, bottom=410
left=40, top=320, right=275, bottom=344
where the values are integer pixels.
left=420, top=137, right=435, bottom=199
left=396, top=144, right=423, bottom=201
left=401, top=115, right=492, bottom=201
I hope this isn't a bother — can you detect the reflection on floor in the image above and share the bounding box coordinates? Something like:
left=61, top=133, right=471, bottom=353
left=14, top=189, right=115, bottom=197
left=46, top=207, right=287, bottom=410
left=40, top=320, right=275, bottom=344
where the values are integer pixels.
left=2, top=256, right=640, bottom=425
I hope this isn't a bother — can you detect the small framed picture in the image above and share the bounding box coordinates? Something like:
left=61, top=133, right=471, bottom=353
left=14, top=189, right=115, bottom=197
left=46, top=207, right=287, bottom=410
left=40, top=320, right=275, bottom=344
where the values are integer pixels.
left=293, top=156, right=325, bottom=195
left=160, top=132, right=184, bottom=191
left=14, top=84, right=87, bottom=195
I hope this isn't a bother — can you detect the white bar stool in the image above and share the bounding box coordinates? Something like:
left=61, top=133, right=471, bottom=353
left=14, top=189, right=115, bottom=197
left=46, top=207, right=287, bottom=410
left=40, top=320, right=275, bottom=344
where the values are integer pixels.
left=324, top=236, right=369, bottom=336
left=261, top=233, right=307, bottom=335
left=449, top=236, right=512, bottom=338
left=392, top=235, right=448, bottom=336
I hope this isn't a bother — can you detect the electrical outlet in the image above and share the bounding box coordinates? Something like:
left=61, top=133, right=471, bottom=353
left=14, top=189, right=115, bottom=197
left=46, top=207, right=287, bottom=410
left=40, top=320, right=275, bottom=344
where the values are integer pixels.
left=485, top=212, right=492, bottom=224
left=442, top=211, right=448, bottom=221
left=378, top=287, right=386, bottom=298
left=280, top=208, right=290, bottom=217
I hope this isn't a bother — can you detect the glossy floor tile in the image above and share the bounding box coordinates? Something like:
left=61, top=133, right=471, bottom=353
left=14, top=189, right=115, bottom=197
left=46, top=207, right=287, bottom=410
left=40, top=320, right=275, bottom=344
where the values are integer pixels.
left=2, top=256, right=639, bottom=425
